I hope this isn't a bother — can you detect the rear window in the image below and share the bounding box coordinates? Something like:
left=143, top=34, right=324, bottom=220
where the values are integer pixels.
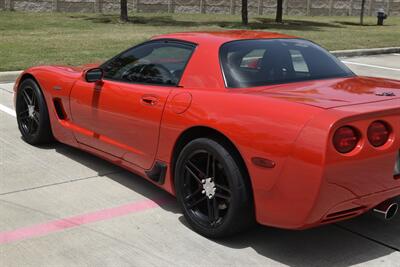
left=220, top=39, right=354, bottom=88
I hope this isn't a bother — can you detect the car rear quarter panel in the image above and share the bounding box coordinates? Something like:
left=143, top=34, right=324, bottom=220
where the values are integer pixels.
left=157, top=88, right=323, bottom=222
left=159, top=88, right=400, bottom=229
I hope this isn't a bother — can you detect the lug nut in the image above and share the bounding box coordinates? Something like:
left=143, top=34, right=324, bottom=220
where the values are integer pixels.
left=202, top=190, right=205, bottom=194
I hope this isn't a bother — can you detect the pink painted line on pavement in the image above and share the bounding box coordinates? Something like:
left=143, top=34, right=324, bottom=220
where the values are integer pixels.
left=0, top=197, right=171, bottom=245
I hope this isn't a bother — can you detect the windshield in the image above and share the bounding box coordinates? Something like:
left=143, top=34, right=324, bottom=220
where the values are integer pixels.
left=220, top=39, right=354, bottom=88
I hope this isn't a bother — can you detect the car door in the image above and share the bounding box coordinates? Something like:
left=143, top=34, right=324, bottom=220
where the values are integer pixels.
left=69, top=40, right=195, bottom=169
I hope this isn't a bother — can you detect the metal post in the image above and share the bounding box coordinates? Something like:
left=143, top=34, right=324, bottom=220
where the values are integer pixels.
left=329, top=0, right=333, bottom=16
left=306, top=0, right=311, bottom=15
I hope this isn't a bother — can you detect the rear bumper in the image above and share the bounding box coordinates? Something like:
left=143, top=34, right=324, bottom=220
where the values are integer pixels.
left=308, top=184, right=400, bottom=228
left=255, top=173, right=400, bottom=229
left=254, top=140, right=400, bottom=229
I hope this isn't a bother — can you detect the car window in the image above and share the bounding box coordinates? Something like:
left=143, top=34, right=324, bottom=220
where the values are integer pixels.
left=102, top=41, right=194, bottom=86
left=239, top=49, right=265, bottom=68
left=220, top=39, right=354, bottom=88
left=289, top=49, right=309, bottom=73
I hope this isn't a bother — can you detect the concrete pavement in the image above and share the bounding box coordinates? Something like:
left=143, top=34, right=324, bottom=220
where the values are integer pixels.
left=0, top=54, right=400, bottom=267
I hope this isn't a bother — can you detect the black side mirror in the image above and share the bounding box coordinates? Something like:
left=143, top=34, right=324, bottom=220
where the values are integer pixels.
left=85, top=68, right=103, bottom=83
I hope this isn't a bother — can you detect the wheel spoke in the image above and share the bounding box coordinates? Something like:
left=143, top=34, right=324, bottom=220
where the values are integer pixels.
left=20, top=117, right=29, bottom=124
left=31, top=91, right=37, bottom=107
left=19, top=109, right=29, bottom=116
left=32, top=113, right=40, bottom=125
left=212, top=198, right=219, bottom=222
left=216, top=184, right=231, bottom=194
left=185, top=160, right=204, bottom=184
left=22, top=89, right=32, bottom=105
left=187, top=195, right=207, bottom=209
left=188, top=159, right=206, bottom=177
left=215, top=192, right=230, bottom=201
left=28, top=118, right=34, bottom=133
left=20, top=116, right=30, bottom=122
left=215, top=184, right=231, bottom=201
left=206, top=153, right=216, bottom=178
left=207, top=198, right=213, bottom=222
left=19, top=112, right=30, bottom=120
left=207, top=198, right=219, bottom=223
left=184, top=187, right=201, bottom=201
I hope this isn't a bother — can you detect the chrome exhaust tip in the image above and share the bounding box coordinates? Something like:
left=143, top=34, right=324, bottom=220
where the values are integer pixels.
left=373, top=202, right=399, bottom=220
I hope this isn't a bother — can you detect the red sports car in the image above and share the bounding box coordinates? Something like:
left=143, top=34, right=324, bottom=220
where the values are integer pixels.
left=14, top=30, right=400, bottom=238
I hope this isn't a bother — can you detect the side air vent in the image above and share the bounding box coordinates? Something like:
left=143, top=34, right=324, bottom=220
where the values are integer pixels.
left=145, top=161, right=167, bottom=184
left=53, top=98, right=67, bottom=120
left=322, top=206, right=364, bottom=223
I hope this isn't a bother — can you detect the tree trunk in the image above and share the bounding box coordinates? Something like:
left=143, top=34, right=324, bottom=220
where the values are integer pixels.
left=276, top=0, right=283, bottom=23
left=242, top=0, right=248, bottom=25
left=360, top=0, right=366, bottom=25
left=120, top=0, right=129, bottom=22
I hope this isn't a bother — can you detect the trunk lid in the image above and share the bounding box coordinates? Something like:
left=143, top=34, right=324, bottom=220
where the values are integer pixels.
left=245, top=76, right=400, bottom=109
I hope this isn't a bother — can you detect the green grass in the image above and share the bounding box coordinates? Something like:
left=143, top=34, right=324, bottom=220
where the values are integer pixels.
left=1, top=11, right=399, bottom=71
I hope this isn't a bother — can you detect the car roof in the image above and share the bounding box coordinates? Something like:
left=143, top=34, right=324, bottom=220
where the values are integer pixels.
left=152, top=30, right=297, bottom=46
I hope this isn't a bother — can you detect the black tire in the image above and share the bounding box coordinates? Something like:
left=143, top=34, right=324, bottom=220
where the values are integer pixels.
left=16, top=79, right=53, bottom=145
left=175, top=138, right=254, bottom=238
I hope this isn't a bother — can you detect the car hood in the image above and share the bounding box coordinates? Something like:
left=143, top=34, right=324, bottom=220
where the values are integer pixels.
left=245, top=76, right=400, bottom=109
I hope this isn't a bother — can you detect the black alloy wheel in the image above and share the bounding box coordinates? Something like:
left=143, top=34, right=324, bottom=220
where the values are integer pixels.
left=16, top=79, right=53, bottom=145
left=175, top=138, right=254, bottom=238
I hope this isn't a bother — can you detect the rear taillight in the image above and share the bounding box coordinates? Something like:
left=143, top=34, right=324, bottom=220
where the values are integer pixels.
left=368, top=121, right=391, bottom=147
left=333, top=126, right=360, bottom=154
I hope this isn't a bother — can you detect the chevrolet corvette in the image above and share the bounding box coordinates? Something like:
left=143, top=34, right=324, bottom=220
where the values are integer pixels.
left=14, top=30, right=400, bottom=237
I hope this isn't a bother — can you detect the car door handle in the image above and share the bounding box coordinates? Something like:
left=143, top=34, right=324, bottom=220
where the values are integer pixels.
left=141, top=95, right=159, bottom=106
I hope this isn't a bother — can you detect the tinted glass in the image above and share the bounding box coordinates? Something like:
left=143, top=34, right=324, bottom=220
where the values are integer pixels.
left=220, top=39, right=354, bottom=88
left=102, top=41, right=194, bottom=86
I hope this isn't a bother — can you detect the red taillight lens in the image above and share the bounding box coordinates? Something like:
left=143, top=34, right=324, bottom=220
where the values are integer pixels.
left=368, top=121, right=390, bottom=147
left=333, top=126, right=360, bottom=153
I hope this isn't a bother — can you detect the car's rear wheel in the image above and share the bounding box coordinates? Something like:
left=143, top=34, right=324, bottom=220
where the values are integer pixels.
left=16, top=79, right=53, bottom=145
left=175, top=138, right=254, bottom=238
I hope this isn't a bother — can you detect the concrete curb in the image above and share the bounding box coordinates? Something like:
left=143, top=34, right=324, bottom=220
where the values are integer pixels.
left=0, top=71, right=22, bottom=83
left=0, top=47, right=399, bottom=83
left=331, top=47, right=400, bottom=58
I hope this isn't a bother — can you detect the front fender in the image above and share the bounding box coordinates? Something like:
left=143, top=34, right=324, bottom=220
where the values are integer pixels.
left=14, top=66, right=82, bottom=145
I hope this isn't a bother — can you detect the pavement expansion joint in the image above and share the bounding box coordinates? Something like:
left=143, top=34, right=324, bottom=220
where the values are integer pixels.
left=0, top=170, right=124, bottom=196
left=334, top=224, right=400, bottom=252
left=0, top=86, right=13, bottom=94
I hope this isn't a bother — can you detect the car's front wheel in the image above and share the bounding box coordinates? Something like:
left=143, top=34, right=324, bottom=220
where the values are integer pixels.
left=16, top=79, right=53, bottom=145
left=175, top=138, right=254, bottom=238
